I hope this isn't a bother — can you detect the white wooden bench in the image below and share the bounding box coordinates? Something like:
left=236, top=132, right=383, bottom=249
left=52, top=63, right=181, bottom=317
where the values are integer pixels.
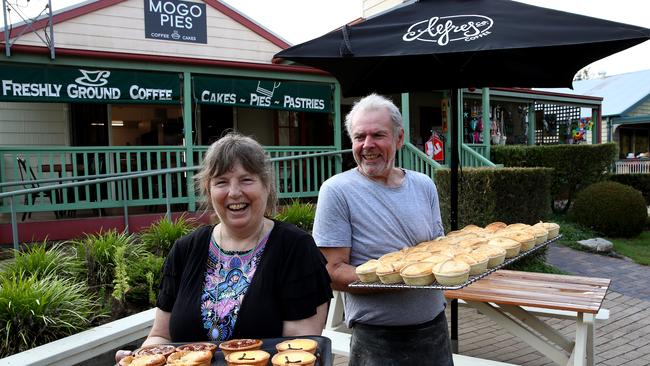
left=0, top=308, right=155, bottom=366
left=324, top=291, right=517, bottom=366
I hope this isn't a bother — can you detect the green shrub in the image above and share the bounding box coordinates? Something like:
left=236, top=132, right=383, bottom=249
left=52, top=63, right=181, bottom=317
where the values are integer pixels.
left=125, top=253, right=164, bottom=306
left=0, top=241, right=82, bottom=281
left=72, top=230, right=144, bottom=289
left=492, top=143, right=617, bottom=213
left=569, top=181, right=647, bottom=237
left=140, top=215, right=196, bottom=256
left=435, top=167, right=552, bottom=231
left=609, top=174, right=650, bottom=205
left=0, top=274, right=104, bottom=357
left=274, top=200, right=316, bottom=232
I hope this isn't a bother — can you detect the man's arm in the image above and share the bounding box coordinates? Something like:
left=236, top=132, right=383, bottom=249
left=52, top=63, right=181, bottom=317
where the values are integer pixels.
left=320, top=247, right=390, bottom=294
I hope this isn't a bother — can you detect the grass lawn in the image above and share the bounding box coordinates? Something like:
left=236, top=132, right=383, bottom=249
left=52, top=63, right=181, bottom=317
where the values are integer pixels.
left=552, top=213, right=650, bottom=266
left=610, top=232, right=650, bottom=266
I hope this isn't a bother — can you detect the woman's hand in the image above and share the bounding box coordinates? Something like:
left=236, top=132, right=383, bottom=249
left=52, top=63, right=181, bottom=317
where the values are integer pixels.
left=115, top=349, right=132, bottom=363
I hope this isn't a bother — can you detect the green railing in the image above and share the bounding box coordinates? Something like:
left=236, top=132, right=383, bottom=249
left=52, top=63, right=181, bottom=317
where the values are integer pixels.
left=466, top=144, right=489, bottom=159
left=398, top=143, right=443, bottom=179
left=461, top=144, right=496, bottom=167
left=0, top=146, right=343, bottom=214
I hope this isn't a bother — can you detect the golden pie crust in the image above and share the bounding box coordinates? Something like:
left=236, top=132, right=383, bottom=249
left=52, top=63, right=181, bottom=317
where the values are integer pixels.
left=400, top=262, right=435, bottom=286
left=472, top=246, right=506, bottom=268
left=376, top=261, right=406, bottom=284
left=484, top=221, right=507, bottom=232
left=355, top=259, right=380, bottom=283
left=432, top=259, right=470, bottom=286
left=118, top=354, right=166, bottom=366
left=275, top=338, right=318, bottom=354
left=528, top=226, right=549, bottom=245
left=166, top=350, right=213, bottom=366
left=175, top=342, right=218, bottom=355
left=271, top=350, right=317, bottom=366
left=218, top=339, right=263, bottom=356
left=537, top=222, right=560, bottom=238
left=488, top=237, right=522, bottom=258
left=225, top=350, right=271, bottom=366
left=454, top=253, right=489, bottom=275
left=134, top=344, right=176, bottom=358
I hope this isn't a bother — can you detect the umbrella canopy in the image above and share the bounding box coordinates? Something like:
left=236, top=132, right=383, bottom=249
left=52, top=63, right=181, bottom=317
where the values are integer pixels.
left=275, top=0, right=650, bottom=97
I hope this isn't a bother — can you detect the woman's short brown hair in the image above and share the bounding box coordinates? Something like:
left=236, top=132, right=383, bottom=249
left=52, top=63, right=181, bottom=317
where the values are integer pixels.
left=194, top=132, right=277, bottom=216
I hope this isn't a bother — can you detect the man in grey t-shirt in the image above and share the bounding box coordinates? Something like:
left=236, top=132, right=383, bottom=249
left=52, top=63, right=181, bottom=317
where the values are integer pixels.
left=313, top=94, right=453, bottom=366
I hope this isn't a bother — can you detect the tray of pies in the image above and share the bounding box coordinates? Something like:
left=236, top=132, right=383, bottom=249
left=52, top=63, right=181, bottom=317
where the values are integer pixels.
left=119, top=336, right=331, bottom=366
left=349, top=221, right=562, bottom=290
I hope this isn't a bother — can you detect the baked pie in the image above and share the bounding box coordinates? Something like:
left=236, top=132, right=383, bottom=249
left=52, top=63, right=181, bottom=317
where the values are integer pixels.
left=133, top=344, right=176, bottom=358
left=505, top=223, right=531, bottom=231
left=225, top=350, right=271, bottom=366
left=454, top=252, right=489, bottom=275
left=488, top=237, right=522, bottom=258
left=271, top=350, right=317, bottom=366
left=484, top=221, right=507, bottom=233
left=275, top=338, right=318, bottom=354
left=166, top=350, right=213, bottom=366
left=355, top=259, right=380, bottom=283
left=378, top=251, right=405, bottom=263
left=118, top=354, right=166, bottom=366
left=528, top=226, right=549, bottom=245
left=536, top=222, right=560, bottom=239
left=458, top=237, right=488, bottom=250
left=400, top=262, right=435, bottom=286
left=472, top=246, right=507, bottom=268
left=376, top=261, right=406, bottom=284
left=508, top=230, right=537, bottom=251
left=175, top=342, right=218, bottom=355
left=218, top=339, right=263, bottom=356
left=432, top=259, right=470, bottom=286
left=405, top=251, right=437, bottom=263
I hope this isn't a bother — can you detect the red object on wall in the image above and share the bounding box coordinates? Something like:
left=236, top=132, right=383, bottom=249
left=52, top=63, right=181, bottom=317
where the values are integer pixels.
left=425, top=134, right=445, bottom=162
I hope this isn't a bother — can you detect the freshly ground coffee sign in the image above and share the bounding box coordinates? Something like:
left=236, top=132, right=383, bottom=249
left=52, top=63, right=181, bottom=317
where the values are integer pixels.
left=0, top=65, right=180, bottom=104
left=194, top=76, right=332, bottom=113
left=144, top=0, right=207, bottom=44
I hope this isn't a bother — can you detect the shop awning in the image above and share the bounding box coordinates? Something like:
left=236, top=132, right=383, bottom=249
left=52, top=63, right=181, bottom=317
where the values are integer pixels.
left=0, top=64, right=181, bottom=104
left=193, top=75, right=333, bottom=113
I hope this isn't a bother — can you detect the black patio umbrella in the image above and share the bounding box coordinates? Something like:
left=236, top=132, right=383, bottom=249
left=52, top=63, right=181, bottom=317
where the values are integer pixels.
left=275, top=0, right=650, bottom=230
left=275, top=0, right=650, bottom=351
left=276, top=0, right=650, bottom=96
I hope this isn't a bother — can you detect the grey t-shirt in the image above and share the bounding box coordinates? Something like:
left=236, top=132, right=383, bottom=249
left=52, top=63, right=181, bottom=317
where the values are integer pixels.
left=313, top=168, right=446, bottom=327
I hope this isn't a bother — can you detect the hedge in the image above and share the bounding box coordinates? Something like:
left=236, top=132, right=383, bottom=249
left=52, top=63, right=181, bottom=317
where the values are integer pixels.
left=434, top=167, right=552, bottom=232
left=609, top=174, right=650, bottom=205
left=491, top=143, right=617, bottom=213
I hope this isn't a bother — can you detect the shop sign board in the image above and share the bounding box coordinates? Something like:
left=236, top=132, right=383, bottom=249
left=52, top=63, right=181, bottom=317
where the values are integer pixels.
left=194, top=76, right=333, bottom=113
left=144, top=0, right=207, bottom=44
left=0, top=65, right=180, bottom=104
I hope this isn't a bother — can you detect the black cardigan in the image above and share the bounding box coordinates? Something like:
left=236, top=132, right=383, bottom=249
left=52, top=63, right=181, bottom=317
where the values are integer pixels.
left=157, top=220, right=333, bottom=341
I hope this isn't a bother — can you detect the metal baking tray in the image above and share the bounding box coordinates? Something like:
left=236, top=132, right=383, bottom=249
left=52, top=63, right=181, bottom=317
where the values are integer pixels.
left=130, top=336, right=332, bottom=366
left=348, top=235, right=562, bottom=290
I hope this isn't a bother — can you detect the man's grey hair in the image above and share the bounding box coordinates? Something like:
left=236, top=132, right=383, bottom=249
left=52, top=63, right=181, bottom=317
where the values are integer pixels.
left=344, top=94, right=403, bottom=138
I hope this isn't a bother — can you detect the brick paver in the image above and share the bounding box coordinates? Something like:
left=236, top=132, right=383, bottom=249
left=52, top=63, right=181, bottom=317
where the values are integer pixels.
left=330, top=244, right=650, bottom=365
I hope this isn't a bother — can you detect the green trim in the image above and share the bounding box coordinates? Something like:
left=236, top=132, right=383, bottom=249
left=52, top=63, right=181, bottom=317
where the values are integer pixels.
left=482, top=88, right=491, bottom=157
left=402, top=92, right=411, bottom=145
left=611, top=115, right=650, bottom=125
left=620, top=94, right=650, bottom=116
left=464, top=88, right=601, bottom=107
left=183, top=72, right=196, bottom=211
left=334, top=83, right=342, bottom=173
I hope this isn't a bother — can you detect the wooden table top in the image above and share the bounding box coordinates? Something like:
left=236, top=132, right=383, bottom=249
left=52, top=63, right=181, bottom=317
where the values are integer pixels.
left=445, top=270, right=610, bottom=314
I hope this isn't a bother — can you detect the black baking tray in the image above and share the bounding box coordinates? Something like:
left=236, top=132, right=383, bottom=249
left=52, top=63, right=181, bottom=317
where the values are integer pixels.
left=136, top=336, right=332, bottom=366
left=348, top=235, right=562, bottom=290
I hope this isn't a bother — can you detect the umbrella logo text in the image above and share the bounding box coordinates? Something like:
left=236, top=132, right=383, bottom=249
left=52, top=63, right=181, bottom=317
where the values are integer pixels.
left=403, top=15, right=493, bottom=46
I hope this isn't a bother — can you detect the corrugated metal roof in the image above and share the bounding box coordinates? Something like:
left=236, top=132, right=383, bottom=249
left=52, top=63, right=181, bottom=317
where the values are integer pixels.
left=536, top=69, right=650, bottom=117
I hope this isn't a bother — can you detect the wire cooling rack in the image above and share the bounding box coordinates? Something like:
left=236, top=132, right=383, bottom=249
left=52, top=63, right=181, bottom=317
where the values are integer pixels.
left=348, top=235, right=562, bottom=290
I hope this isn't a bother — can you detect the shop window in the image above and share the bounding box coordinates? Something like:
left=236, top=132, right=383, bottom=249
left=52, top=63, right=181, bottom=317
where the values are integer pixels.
left=619, top=127, right=650, bottom=159
left=70, top=104, right=109, bottom=146
left=274, top=111, right=333, bottom=146
left=199, top=104, right=233, bottom=145
left=110, top=105, right=183, bottom=146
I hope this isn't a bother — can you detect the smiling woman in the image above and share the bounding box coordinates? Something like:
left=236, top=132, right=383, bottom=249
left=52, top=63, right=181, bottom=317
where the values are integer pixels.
left=115, top=132, right=333, bottom=362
